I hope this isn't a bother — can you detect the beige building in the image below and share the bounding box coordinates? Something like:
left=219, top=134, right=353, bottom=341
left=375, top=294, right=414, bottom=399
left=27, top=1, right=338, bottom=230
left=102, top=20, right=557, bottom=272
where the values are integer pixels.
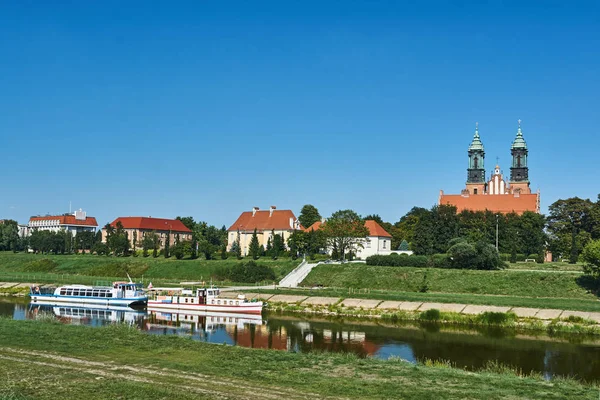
left=102, top=217, right=192, bottom=250
left=227, top=206, right=302, bottom=255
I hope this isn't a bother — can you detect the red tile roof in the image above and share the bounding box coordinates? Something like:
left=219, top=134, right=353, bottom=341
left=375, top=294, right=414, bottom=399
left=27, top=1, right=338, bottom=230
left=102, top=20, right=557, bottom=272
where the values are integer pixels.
left=108, top=217, right=192, bottom=232
left=304, top=220, right=391, bottom=238
left=227, top=209, right=300, bottom=232
left=364, top=220, right=392, bottom=238
left=439, top=193, right=539, bottom=215
left=29, top=215, right=98, bottom=227
left=304, top=221, right=323, bottom=232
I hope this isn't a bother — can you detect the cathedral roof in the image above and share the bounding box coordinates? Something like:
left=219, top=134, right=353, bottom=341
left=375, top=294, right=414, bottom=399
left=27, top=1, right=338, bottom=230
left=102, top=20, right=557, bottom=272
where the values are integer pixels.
left=439, top=192, right=539, bottom=215
left=511, top=120, right=527, bottom=149
left=468, top=123, right=484, bottom=151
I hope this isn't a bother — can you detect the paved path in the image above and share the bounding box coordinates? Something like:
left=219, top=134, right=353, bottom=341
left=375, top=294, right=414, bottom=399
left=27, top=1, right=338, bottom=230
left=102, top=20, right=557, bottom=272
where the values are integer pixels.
left=239, top=292, right=600, bottom=323
left=278, top=260, right=320, bottom=288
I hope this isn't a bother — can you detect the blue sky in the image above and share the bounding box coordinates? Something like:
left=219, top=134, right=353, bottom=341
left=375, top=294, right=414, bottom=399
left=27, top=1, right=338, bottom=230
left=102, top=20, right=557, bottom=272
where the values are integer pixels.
left=1, top=1, right=599, bottom=227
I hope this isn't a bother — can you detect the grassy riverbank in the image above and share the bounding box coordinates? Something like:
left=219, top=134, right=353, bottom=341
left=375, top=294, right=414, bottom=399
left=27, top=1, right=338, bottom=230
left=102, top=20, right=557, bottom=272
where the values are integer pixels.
left=0, top=318, right=597, bottom=399
left=0, top=252, right=298, bottom=285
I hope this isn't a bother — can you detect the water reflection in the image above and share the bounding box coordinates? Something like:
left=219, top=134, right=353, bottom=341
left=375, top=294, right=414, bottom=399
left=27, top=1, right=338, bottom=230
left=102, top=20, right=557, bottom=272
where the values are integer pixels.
left=2, top=298, right=600, bottom=382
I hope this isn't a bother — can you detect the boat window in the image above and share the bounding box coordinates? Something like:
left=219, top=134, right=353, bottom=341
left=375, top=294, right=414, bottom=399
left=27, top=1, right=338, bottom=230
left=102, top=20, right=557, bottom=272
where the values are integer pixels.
left=60, top=290, right=66, bottom=295
left=92, top=291, right=99, bottom=297
left=217, top=300, right=221, bottom=305
left=236, top=301, right=239, bottom=305
left=66, top=290, right=73, bottom=296
left=106, top=293, right=112, bottom=298
left=73, top=290, right=79, bottom=296
left=212, top=300, right=215, bottom=304
left=100, top=292, right=105, bottom=297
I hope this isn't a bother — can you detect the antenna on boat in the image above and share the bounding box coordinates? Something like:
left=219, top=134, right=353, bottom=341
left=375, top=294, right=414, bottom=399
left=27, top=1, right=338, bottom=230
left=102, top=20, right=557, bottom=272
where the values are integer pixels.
left=126, top=273, right=133, bottom=283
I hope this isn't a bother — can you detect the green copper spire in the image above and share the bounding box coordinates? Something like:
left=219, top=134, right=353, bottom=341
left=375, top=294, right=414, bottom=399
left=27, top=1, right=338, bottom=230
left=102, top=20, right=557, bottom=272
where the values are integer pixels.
left=468, top=122, right=484, bottom=151
left=511, top=119, right=527, bottom=149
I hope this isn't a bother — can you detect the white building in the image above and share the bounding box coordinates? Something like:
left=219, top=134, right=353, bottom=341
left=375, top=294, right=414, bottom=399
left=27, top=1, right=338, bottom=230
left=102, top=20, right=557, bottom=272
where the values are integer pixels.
left=28, top=209, right=98, bottom=236
left=304, top=219, right=394, bottom=259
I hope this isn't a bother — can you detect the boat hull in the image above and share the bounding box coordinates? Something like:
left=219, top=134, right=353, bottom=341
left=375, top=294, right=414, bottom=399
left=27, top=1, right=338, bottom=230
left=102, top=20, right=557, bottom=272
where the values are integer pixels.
left=147, top=301, right=263, bottom=315
left=30, top=294, right=148, bottom=308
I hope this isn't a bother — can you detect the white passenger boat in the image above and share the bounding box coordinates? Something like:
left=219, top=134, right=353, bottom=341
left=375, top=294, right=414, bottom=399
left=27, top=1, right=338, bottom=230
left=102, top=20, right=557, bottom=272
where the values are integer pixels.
left=147, top=287, right=263, bottom=315
left=29, top=281, right=148, bottom=307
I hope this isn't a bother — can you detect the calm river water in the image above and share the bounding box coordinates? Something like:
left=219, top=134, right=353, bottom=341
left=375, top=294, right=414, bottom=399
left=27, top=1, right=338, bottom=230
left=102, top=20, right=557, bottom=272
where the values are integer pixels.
left=2, top=298, right=600, bottom=382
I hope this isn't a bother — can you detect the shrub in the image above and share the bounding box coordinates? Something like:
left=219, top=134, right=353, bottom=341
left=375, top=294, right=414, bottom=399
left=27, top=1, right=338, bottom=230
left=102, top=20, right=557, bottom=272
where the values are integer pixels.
left=218, top=261, right=276, bottom=283
left=366, top=254, right=429, bottom=267
left=477, top=312, right=516, bottom=325
left=420, top=309, right=441, bottom=321
left=22, top=258, right=58, bottom=272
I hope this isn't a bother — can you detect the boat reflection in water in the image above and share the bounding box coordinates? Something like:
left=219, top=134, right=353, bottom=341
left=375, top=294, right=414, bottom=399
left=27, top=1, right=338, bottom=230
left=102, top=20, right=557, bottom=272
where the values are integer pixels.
left=27, top=302, right=146, bottom=327
left=145, top=308, right=265, bottom=346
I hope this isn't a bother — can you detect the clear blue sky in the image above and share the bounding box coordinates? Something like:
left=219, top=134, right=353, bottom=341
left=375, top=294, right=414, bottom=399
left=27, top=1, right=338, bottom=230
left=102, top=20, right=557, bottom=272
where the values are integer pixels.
left=1, top=1, right=599, bottom=228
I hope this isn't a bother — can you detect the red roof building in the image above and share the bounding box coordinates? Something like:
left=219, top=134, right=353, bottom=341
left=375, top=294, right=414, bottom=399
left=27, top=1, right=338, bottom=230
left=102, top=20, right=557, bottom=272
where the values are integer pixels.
left=226, top=206, right=302, bottom=255
left=102, top=217, right=192, bottom=250
left=28, top=209, right=98, bottom=235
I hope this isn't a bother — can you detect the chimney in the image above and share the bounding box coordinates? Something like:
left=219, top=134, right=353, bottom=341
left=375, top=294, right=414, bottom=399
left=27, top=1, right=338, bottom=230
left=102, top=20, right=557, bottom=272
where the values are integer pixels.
left=252, top=207, right=259, bottom=217
left=269, top=205, right=276, bottom=217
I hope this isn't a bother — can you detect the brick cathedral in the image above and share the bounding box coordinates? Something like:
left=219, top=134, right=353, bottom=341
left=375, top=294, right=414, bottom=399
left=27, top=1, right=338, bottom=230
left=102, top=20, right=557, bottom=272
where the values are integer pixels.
left=439, top=121, right=540, bottom=214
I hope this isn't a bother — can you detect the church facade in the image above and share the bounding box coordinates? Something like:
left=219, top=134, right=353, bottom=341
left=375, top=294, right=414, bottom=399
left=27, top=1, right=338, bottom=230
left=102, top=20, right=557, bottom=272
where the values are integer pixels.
left=439, top=121, right=540, bottom=214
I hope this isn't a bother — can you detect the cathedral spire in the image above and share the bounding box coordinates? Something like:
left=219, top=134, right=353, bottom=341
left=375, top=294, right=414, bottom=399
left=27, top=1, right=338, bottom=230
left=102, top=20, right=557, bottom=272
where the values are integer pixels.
left=467, top=122, right=485, bottom=188
left=511, top=119, right=527, bottom=149
left=469, top=122, right=484, bottom=151
left=510, top=119, right=530, bottom=193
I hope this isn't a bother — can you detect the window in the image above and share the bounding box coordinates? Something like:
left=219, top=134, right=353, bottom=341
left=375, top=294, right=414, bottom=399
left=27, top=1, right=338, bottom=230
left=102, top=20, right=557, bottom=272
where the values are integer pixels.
left=100, top=292, right=106, bottom=297
left=60, top=290, right=66, bottom=295
left=383, top=240, right=387, bottom=249
left=66, top=290, right=73, bottom=296
left=92, top=291, right=99, bottom=297
left=474, top=188, right=478, bottom=195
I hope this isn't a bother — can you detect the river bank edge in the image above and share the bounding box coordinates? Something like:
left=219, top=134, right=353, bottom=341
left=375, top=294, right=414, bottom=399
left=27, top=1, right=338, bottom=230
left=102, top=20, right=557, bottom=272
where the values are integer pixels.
left=264, top=300, right=600, bottom=337
left=0, top=318, right=598, bottom=399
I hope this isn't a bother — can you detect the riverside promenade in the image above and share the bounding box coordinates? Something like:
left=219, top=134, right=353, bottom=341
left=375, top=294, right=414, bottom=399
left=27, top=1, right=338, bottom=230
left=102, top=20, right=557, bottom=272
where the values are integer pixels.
left=220, top=291, right=600, bottom=322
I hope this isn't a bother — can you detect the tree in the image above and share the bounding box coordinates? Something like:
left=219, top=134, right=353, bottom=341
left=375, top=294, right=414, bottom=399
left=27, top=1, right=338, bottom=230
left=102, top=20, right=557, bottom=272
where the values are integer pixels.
left=164, top=232, right=170, bottom=258
left=548, top=197, right=595, bottom=263
left=399, top=240, right=409, bottom=251
left=0, top=220, right=19, bottom=252
left=582, top=239, right=600, bottom=278
left=220, top=244, right=228, bottom=259
left=298, top=205, right=321, bottom=229
left=132, top=230, right=138, bottom=256
left=233, top=230, right=242, bottom=259
left=248, top=228, right=261, bottom=260
left=271, top=231, right=285, bottom=260
left=141, top=232, right=155, bottom=257
left=176, top=216, right=196, bottom=231
left=322, top=210, right=369, bottom=261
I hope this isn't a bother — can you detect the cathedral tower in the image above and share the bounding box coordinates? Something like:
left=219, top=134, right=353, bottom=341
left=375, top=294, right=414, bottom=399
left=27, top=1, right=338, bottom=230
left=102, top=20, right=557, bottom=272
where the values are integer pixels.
left=466, top=123, right=485, bottom=195
left=509, top=120, right=531, bottom=194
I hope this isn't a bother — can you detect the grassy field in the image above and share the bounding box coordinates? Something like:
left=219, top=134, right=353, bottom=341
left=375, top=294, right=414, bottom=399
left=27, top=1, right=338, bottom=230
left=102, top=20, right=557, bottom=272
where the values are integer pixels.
left=0, top=318, right=597, bottom=399
left=303, top=264, right=594, bottom=299
left=0, top=252, right=299, bottom=285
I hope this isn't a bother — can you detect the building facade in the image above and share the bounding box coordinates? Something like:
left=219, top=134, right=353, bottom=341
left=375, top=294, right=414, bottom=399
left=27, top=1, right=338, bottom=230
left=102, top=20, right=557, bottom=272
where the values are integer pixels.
left=102, top=217, right=192, bottom=250
left=227, top=206, right=302, bottom=255
left=439, top=121, right=540, bottom=214
left=304, top=219, right=393, bottom=259
left=28, top=209, right=98, bottom=236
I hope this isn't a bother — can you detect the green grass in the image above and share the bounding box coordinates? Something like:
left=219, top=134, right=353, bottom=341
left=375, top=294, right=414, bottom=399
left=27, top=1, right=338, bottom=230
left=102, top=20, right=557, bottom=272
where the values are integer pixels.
left=507, top=261, right=584, bottom=272
left=303, top=264, right=593, bottom=299
left=0, top=318, right=597, bottom=399
left=0, top=252, right=299, bottom=285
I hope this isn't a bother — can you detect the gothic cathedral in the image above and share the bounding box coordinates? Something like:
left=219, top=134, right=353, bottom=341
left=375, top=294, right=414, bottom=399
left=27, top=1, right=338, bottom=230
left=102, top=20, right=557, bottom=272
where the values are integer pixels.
left=439, top=121, right=539, bottom=214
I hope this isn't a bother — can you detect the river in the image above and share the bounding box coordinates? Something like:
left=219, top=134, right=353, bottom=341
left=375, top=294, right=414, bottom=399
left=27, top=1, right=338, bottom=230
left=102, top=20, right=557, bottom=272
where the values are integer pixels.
left=2, top=298, right=599, bottom=382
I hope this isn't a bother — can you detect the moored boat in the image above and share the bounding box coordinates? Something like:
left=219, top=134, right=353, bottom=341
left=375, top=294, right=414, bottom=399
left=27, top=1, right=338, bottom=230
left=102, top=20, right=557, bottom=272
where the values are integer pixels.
left=147, top=287, right=263, bottom=315
left=29, top=281, right=148, bottom=307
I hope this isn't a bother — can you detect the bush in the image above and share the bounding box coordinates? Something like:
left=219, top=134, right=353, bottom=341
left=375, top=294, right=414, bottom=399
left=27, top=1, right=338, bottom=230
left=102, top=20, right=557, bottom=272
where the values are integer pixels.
left=499, top=253, right=526, bottom=262
left=22, top=258, right=58, bottom=272
left=477, top=312, right=516, bottom=325
left=420, top=309, right=441, bottom=321
left=218, top=261, right=276, bottom=283
left=366, top=254, right=429, bottom=267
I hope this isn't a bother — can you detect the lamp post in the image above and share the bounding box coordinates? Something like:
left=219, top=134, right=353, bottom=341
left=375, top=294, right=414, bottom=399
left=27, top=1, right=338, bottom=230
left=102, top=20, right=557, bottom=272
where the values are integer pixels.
left=495, top=214, right=499, bottom=251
